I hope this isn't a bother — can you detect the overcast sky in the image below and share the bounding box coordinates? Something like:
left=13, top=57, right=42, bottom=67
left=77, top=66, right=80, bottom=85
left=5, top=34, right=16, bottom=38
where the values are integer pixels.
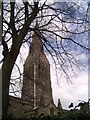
left=51, top=61, right=88, bottom=110
left=50, top=0, right=89, bottom=110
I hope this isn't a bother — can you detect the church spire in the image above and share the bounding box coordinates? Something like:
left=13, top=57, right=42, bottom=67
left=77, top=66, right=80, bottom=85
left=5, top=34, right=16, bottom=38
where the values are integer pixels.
left=22, top=20, right=53, bottom=111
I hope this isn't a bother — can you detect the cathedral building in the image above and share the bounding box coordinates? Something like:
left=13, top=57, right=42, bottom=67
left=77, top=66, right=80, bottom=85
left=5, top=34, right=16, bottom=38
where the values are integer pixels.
left=8, top=23, right=62, bottom=118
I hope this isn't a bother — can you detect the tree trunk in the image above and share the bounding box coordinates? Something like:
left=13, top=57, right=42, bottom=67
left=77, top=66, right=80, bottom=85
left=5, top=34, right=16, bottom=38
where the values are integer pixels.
left=2, top=54, right=13, bottom=118
left=2, top=2, right=39, bottom=118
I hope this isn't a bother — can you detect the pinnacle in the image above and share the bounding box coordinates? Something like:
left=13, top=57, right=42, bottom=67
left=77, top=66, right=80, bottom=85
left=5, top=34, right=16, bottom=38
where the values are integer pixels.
left=35, top=20, right=39, bottom=30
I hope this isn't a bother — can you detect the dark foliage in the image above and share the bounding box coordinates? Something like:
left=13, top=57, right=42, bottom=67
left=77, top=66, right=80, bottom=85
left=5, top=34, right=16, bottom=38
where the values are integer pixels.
left=2, top=112, right=90, bottom=120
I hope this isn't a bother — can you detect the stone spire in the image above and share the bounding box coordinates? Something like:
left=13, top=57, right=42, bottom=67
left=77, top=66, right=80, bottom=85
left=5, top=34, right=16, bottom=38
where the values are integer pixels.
left=22, top=22, right=53, bottom=109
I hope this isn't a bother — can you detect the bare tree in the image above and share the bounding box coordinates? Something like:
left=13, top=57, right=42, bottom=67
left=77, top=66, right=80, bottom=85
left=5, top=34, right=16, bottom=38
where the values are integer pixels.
left=1, top=0, right=89, bottom=118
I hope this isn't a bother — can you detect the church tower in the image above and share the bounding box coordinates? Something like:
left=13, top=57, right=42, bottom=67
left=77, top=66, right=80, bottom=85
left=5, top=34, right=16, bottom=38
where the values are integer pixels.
left=21, top=23, right=53, bottom=109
